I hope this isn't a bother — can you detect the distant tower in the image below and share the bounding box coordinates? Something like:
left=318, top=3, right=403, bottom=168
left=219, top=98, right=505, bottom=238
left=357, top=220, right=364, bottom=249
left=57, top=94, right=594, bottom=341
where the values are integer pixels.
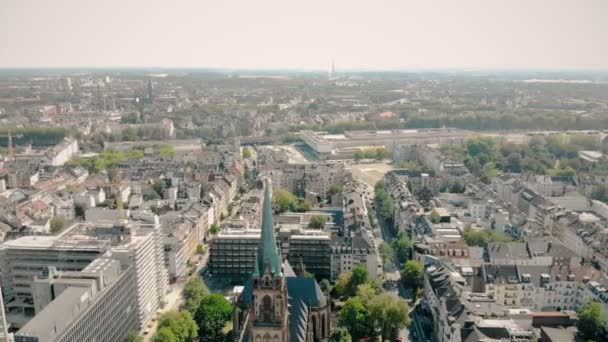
left=329, top=59, right=336, bottom=80
left=147, top=79, right=154, bottom=104
left=7, top=128, right=13, bottom=161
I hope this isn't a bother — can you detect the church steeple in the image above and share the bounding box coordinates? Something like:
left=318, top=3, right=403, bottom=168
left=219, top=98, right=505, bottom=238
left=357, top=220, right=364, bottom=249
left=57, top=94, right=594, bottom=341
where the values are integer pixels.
left=253, top=179, right=282, bottom=278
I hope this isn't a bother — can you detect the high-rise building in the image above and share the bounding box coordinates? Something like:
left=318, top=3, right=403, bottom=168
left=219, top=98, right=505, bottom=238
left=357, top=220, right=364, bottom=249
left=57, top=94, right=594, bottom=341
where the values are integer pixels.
left=13, top=258, right=138, bottom=342
left=0, top=287, right=10, bottom=342
left=0, top=221, right=169, bottom=331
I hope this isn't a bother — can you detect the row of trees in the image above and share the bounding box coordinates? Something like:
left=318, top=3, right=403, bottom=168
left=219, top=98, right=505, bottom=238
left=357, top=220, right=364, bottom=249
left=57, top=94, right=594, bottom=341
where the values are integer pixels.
left=0, top=127, right=71, bottom=147
left=151, top=278, right=233, bottom=342
left=353, top=148, right=390, bottom=161
left=374, top=180, right=394, bottom=222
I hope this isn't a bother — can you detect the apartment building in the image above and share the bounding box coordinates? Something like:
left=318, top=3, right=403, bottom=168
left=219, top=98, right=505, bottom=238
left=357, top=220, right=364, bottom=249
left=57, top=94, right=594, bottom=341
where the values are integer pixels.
left=13, top=258, right=138, bottom=342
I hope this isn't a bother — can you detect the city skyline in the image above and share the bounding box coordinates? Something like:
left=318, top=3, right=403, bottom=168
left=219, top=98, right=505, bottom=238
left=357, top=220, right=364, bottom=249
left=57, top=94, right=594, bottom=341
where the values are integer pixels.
left=1, top=0, right=607, bottom=70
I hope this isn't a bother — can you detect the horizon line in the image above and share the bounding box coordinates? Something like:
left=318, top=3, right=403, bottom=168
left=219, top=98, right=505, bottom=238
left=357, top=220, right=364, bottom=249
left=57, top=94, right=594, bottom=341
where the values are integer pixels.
left=1, top=66, right=608, bottom=74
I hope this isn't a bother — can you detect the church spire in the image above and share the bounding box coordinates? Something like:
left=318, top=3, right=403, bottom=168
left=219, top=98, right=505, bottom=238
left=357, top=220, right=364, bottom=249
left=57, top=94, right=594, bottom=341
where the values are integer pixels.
left=253, top=179, right=282, bottom=278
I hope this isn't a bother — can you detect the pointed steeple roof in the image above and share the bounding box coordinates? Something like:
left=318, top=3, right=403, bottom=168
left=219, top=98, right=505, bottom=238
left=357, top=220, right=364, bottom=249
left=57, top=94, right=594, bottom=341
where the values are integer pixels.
left=253, top=180, right=282, bottom=278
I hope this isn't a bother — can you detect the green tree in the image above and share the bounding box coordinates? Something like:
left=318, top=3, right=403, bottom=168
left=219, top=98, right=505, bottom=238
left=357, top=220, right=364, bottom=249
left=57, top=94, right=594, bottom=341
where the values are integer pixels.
left=153, top=178, right=165, bottom=197
left=194, top=294, right=232, bottom=341
left=155, top=311, right=198, bottom=342
left=391, top=232, right=412, bottom=263
left=338, top=297, right=370, bottom=340
left=308, top=215, right=327, bottom=229
left=449, top=180, right=465, bottom=193
left=328, top=327, right=352, bottom=342
left=50, top=216, right=66, bottom=234
left=183, top=278, right=209, bottom=314
left=196, top=244, right=206, bottom=255
left=273, top=189, right=297, bottom=213
left=74, top=203, right=85, bottom=219
left=401, top=260, right=423, bottom=288
left=462, top=228, right=487, bottom=247
left=368, top=293, right=411, bottom=341
left=428, top=209, right=440, bottom=224
left=126, top=330, right=143, bottom=342
left=242, top=147, right=252, bottom=159
left=333, top=265, right=370, bottom=298
left=319, top=279, right=332, bottom=294
left=209, top=224, right=221, bottom=235
left=154, top=327, right=177, bottom=342
left=378, top=242, right=395, bottom=269
left=350, top=265, right=369, bottom=293
left=293, top=198, right=312, bottom=212
left=356, top=283, right=379, bottom=305
left=327, top=184, right=343, bottom=198
left=577, top=302, right=604, bottom=341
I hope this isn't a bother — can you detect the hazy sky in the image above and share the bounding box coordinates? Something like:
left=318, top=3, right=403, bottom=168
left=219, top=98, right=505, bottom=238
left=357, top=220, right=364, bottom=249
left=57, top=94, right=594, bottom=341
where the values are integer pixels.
left=1, top=0, right=607, bottom=70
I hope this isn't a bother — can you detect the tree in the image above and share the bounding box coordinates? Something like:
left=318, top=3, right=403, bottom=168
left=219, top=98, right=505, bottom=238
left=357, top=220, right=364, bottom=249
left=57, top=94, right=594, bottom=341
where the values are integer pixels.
left=194, top=294, right=232, bottom=341
left=183, top=278, right=209, bottom=314
left=74, top=203, right=85, bottom=219
left=126, top=330, right=143, bottom=342
left=319, top=279, right=332, bottom=294
left=462, top=229, right=487, bottom=247
left=333, top=265, right=369, bottom=299
left=428, top=209, right=440, bottom=224
left=462, top=226, right=512, bottom=247
left=153, top=178, right=165, bottom=197
left=577, top=302, right=604, bottom=341
left=449, top=180, right=465, bottom=193
left=196, top=244, right=206, bottom=255
left=328, top=184, right=343, bottom=198
left=356, top=283, right=378, bottom=305
left=273, top=189, right=297, bottom=213
left=329, top=327, right=352, bottom=342
left=155, top=311, right=198, bottom=342
left=308, top=215, right=327, bottom=229
left=392, top=232, right=412, bottom=263
left=242, top=147, right=252, bottom=159
left=209, top=224, right=221, bottom=235
left=378, top=242, right=395, bottom=269
left=350, top=265, right=369, bottom=293
left=154, top=327, right=178, bottom=342
left=415, top=187, right=433, bottom=208
left=368, top=293, right=410, bottom=341
left=338, top=297, right=370, bottom=340
left=506, top=152, right=522, bottom=173
left=50, top=216, right=66, bottom=234
left=293, top=198, right=312, bottom=212
left=401, top=260, right=423, bottom=288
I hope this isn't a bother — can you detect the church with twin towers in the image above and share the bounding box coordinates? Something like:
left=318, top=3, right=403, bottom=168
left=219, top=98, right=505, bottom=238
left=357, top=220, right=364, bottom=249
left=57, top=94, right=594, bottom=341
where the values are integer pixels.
left=233, top=179, right=331, bottom=342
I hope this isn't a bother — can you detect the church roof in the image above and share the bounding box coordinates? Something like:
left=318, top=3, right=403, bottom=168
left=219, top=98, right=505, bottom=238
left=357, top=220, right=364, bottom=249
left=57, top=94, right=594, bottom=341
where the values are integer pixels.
left=287, top=278, right=327, bottom=308
left=288, top=298, right=309, bottom=342
left=253, top=182, right=282, bottom=278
